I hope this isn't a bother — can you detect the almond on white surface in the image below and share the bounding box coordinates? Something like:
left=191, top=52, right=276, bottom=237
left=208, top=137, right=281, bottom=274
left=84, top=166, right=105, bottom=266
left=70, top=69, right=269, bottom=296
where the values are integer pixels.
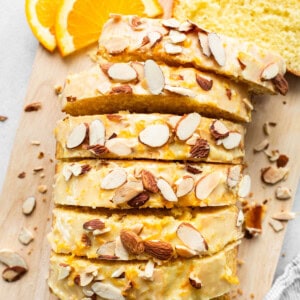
left=0, top=249, right=27, bottom=269
left=275, top=186, right=292, bottom=200
left=176, top=176, right=194, bottom=197
left=101, top=168, right=127, bottom=190
left=89, top=119, right=105, bottom=146
left=268, top=219, right=284, bottom=232
left=108, top=63, right=137, bottom=82
left=139, top=124, right=169, bottom=147
left=254, top=139, right=269, bottom=152
left=176, top=223, right=207, bottom=253
left=66, top=123, right=87, bottom=149
left=157, top=178, right=178, bottom=202
left=195, top=172, right=221, bottom=200
left=22, top=196, right=36, bottom=215
left=144, top=60, right=165, bottom=95
left=208, top=33, right=226, bottom=66
left=261, top=166, right=289, bottom=184
left=176, top=113, right=201, bottom=141
left=18, top=227, right=34, bottom=245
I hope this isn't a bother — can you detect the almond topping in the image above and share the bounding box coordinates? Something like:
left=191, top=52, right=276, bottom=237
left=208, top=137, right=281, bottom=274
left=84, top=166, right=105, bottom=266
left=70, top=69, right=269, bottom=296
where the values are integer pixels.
left=127, top=191, right=150, bottom=208
left=92, top=282, right=125, bottom=300
left=108, top=63, right=137, bottom=82
left=176, top=176, right=194, bottom=197
left=196, top=74, right=213, bottom=91
left=218, top=132, right=242, bottom=150
left=261, top=63, right=279, bottom=80
left=272, top=74, right=288, bottom=95
left=175, top=245, right=197, bottom=258
left=2, top=266, right=27, bottom=282
left=115, top=237, right=129, bottom=260
left=77, top=272, right=94, bottom=287
left=238, top=175, right=251, bottom=198
left=131, top=223, right=144, bottom=235
left=186, top=133, right=200, bottom=146
left=147, top=31, right=163, bottom=48
left=144, top=240, right=173, bottom=260
left=141, top=170, right=159, bottom=193
left=186, top=164, right=202, bottom=174
left=167, top=115, right=181, bottom=129
left=66, top=123, right=87, bottom=149
left=227, top=165, right=241, bottom=188
left=195, top=171, right=221, bottom=200
left=18, top=227, right=34, bottom=245
left=144, top=59, right=165, bottom=95
left=57, top=264, right=72, bottom=280
left=176, top=223, right=208, bottom=253
left=83, top=219, right=105, bottom=232
left=0, top=250, right=27, bottom=269
left=131, top=62, right=144, bottom=81
left=89, top=119, right=105, bottom=146
left=162, top=18, right=180, bottom=29
left=169, top=30, right=186, bottom=43
left=272, top=211, right=295, bottom=221
left=111, top=267, right=125, bottom=278
left=113, top=180, right=144, bottom=204
left=120, top=230, right=144, bottom=255
left=190, top=138, right=210, bottom=159
left=110, top=84, right=133, bottom=94
left=268, top=219, right=284, bottom=232
left=254, top=139, right=269, bottom=152
left=198, top=32, right=211, bottom=57
left=22, top=196, right=36, bottom=215
left=210, top=120, right=229, bottom=139
left=104, top=36, right=129, bottom=55
left=101, top=168, right=127, bottom=190
left=139, top=124, right=169, bottom=148
left=96, top=241, right=117, bottom=259
left=140, top=260, right=155, bottom=281
left=261, top=166, right=289, bottom=184
left=275, top=186, right=292, bottom=200
left=176, top=113, right=201, bottom=141
left=208, top=33, right=226, bottom=66
left=164, top=43, right=183, bottom=54
left=189, top=274, right=202, bottom=289
left=105, top=138, right=133, bottom=156
left=164, top=85, right=196, bottom=98
left=157, top=178, right=178, bottom=202
left=178, top=20, right=195, bottom=32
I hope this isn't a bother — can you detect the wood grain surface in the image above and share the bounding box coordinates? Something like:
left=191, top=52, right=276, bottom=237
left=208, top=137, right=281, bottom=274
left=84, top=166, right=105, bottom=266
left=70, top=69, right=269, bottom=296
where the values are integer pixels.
left=0, top=1, right=299, bottom=299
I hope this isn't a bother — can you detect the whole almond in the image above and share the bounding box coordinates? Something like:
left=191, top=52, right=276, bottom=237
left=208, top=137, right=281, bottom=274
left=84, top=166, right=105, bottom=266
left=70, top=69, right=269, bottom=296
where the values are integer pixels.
left=141, top=170, right=159, bottom=193
left=144, top=240, right=173, bottom=260
left=190, top=138, right=210, bottom=159
left=120, top=230, right=144, bottom=255
left=272, top=74, right=288, bottom=95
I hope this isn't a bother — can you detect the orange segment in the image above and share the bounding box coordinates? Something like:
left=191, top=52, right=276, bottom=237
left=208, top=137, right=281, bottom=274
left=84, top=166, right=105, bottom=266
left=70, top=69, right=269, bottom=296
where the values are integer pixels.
left=55, top=0, right=163, bottom=56
left=25, top=0, right=62, bottom=51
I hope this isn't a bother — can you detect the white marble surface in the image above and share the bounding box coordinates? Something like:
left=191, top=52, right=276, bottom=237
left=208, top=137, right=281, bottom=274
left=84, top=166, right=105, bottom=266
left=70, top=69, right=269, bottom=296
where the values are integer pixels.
left=0, top=0, right=300, bottom=292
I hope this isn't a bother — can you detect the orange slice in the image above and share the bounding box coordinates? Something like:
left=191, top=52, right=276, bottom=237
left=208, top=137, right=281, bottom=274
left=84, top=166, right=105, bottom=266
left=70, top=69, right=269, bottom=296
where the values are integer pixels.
left=25, top=0, right=62, bottom=51
left=55, top=0, right=163, bottom=56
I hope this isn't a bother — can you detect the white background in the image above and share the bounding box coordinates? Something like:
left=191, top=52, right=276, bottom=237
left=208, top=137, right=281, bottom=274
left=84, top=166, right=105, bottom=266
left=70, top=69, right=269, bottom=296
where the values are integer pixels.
left=0, top=0, right=299, bottom=287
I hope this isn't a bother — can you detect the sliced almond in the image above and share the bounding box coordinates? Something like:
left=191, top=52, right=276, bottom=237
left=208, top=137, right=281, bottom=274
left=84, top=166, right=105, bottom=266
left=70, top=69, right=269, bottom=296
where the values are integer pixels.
left=140, top=260, right=155, bottom=281
left=22, top=196, right=36, bottom=215
left=175, top=245, right=197, bottom=258
left=2, top=266, right=27, bottom=282
left=198, top=32, right=211, bottom=57
left=210, top=120, right=229, bottom=139
left=176, top=113, right=201, bottom=141
left=275, top=186, right=292, bottom=200
left=110, top=84, right=132, bottom=94
left=167, top=115, right=182, bottom=129
left=189, top=273, right=202, bottom=289
left=83, top=219, right=105, bottom=232
left=89, top=119, right=105, bottom=146
left=131, top=62, right=144, bottom=81
left=0, top=250, right=27, bottom=269
left=164, top=43, right=183, bottom=54
left=111, top=266, right=125, bottom=278
left=104, top=36, right=129, bottom=54
left=164, top=85, right=197, bottom=98
left=268, top=219, right=284, bottom=232
left=101, top=168, right=127, bottom=190
left=147, top=31, right=162, bottom=48
left=115, top=237, right=129, bottom=260
left=261, top=166, right=289, bottom=184
left=96, top=241, right=117, bottom=259
left=195, top=172, right=221, bottom=200
left=219, top=132, right=242, bottom=150
left=208, top=33, right=226, bottom=66
left=195, top=74, right=213, bottom=91
left=227, top=165, right=241, bottom=188
left=78, top=272, right=94, bottom=287
left=57, top=264, right=72, bottom=280
left=144, top=59, right=165, bottom=95
left=162, top=18, right=180, bottom=29
left=178, top=21, right=194, bottom=32
left=92, top=282, right=125, bottom=300
left=169, top=30, right=186, bottom=43
left=176, top=223, right=207, bottom=253
left=120, top=230, right=144, bottom=255
left=141, top=170, right=158, bottom=193
left=254, top=139, right=269, bottom=152
left=176, top=176, right=194, bottom=197
left=144, top=240, right=173, bottom=260
left=127, top=191, right=150, bottom=208
left=157, top=178, right=178, bottom=202
left=18, top=227, right=34, bottom=245
left=108, top=63, right=137, bottom=82
left=272, top=211, right=295, bottom=221
left=261, top=63, right=279, bottom=80
left=105, top=138, right=133, bottom=156
left=93, top=227, right=111, bottom=236
left=186, top=164, right=202, bottom=174
left=139, top=124, right=169, bottom=148
left=238, top=175, right=251, bottom=198
left=264, top=149, right=280, bottom=161
left=190, top=138, right=210, bottom=159
left=236, top=210, right=244, bottom=227
left=186, top=133, right=200, bottom=146
left=131, top=223, right=144, bottom=235
left=82, top=287, right=95, bottom=297
left=66, top=123, right=87, bottom=149
left=113, top=180, right=144, bottom=205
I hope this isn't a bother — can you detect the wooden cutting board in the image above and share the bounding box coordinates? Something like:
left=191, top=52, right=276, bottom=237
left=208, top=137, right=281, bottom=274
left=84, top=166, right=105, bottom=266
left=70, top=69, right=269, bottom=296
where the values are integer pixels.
left=0, top=1, right=299, bottom=299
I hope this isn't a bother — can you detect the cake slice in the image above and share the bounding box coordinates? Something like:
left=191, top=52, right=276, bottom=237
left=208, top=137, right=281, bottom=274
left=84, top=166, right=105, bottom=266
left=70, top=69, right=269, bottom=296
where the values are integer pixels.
left=55, top=113, right=245, bottom=163
left=97, top=15, right=288, bottom=95
left=48, top=243, right=239, bottom=300
left=48, top=206, right=243, bottom=260
left=60, top=61, right=252, bottom=122
left=54, top=160, right=246, bottom=208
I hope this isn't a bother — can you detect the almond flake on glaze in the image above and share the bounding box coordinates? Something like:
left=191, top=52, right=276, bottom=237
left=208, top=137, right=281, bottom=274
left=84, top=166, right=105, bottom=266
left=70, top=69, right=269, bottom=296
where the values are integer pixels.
left=195, top=172, right=221, bottom=200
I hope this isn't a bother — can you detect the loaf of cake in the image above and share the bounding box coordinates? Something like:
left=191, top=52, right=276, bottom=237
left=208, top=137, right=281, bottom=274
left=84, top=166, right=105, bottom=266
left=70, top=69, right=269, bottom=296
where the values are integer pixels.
left=48, top=206, right=243, bottom=260
left=48, top=243, right=239, bottom=300
left=60, top=61, right=252, bottom=122
left=53, top=160, right=246, bottom=208
left=97, top=15, right=288, bottom=95
left=55, top=113, right=245, bottom=163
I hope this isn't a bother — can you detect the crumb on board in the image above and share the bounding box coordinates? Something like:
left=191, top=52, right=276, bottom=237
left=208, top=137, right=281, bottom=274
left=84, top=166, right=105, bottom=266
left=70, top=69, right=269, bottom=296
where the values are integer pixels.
left=18, top=172, right=26, bottom=179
